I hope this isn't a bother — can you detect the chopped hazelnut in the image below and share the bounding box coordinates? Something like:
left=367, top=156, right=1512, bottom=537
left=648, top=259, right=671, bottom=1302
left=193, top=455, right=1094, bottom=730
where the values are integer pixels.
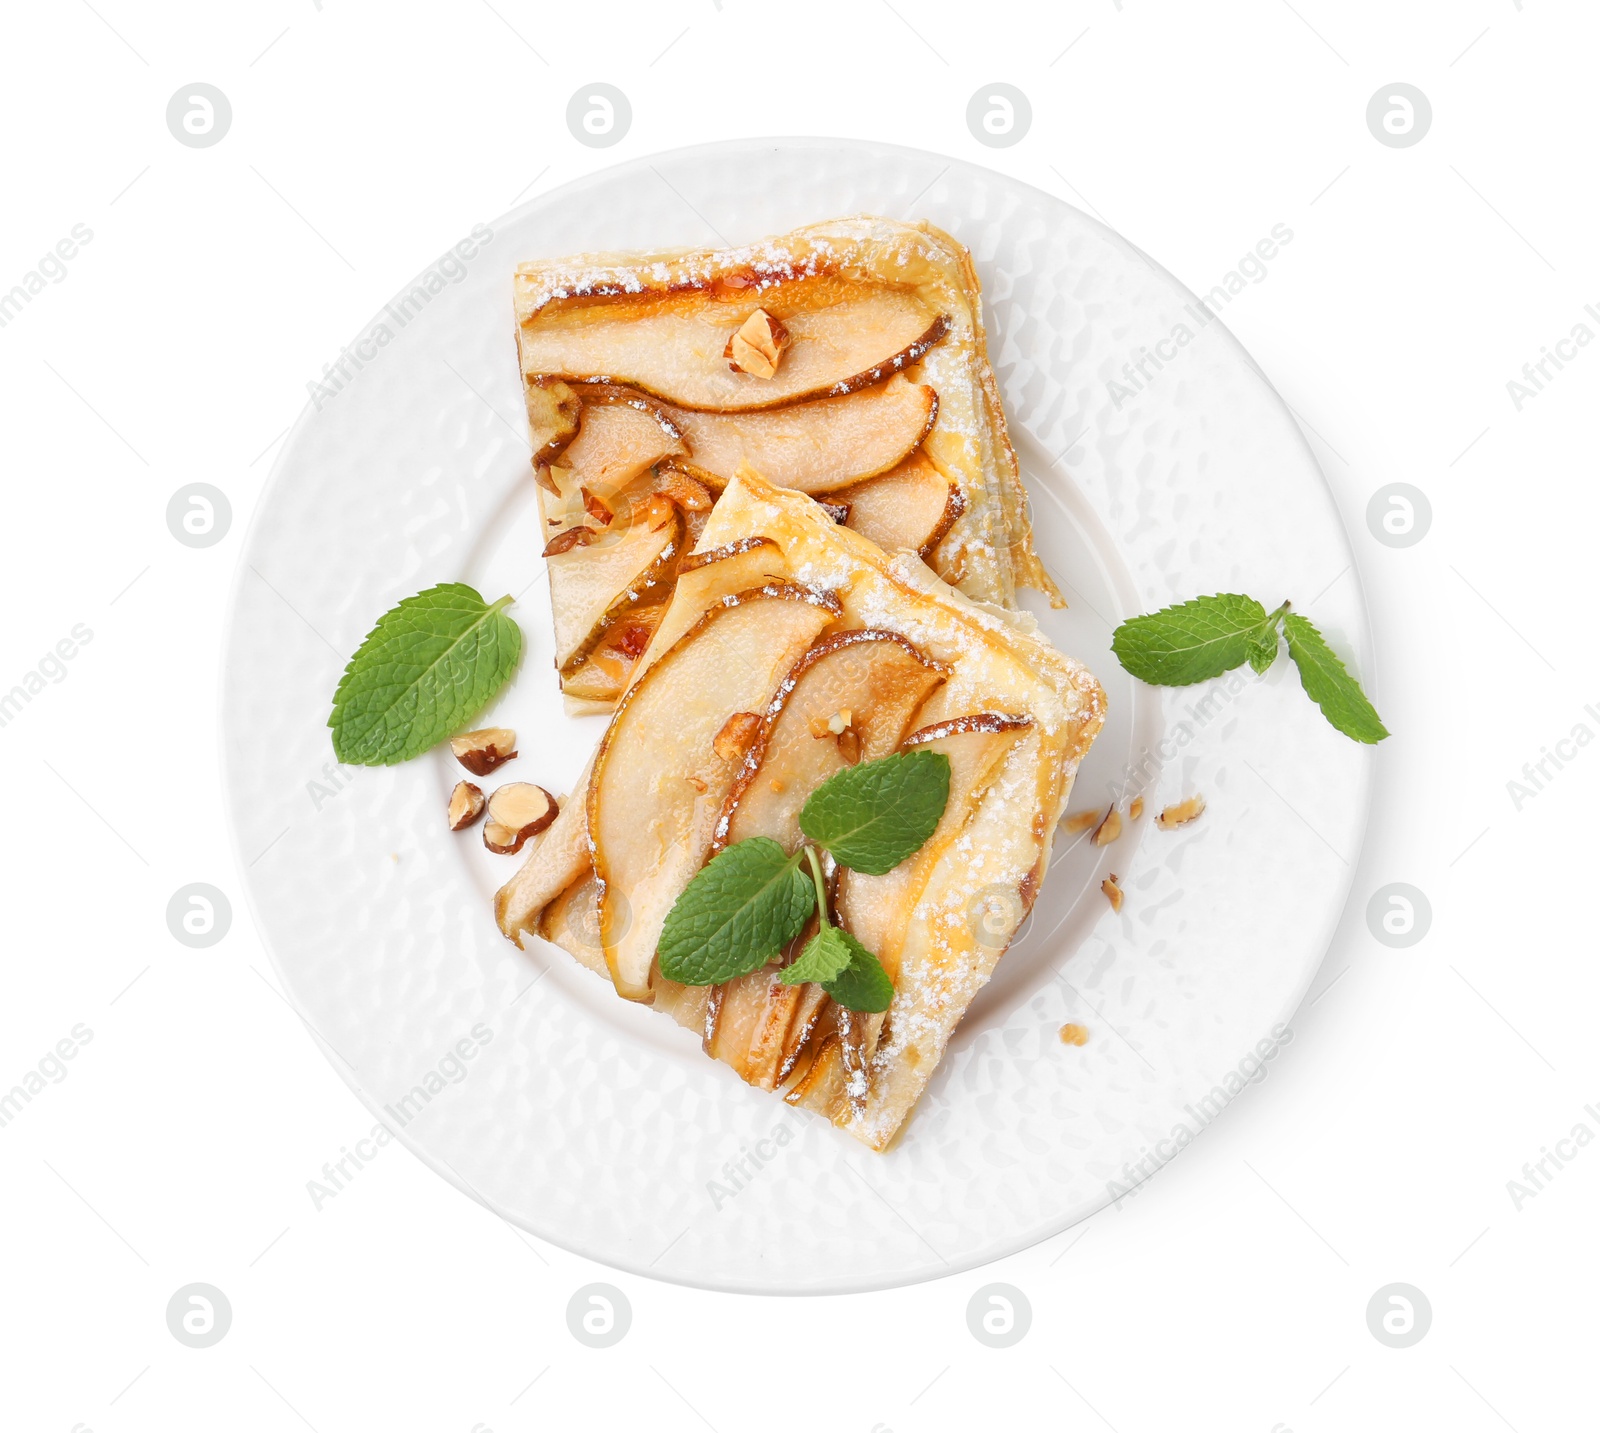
left=1129, top=796, right=1144, bottom=821
left=482, top=783, right=557, bottom=854
left=1157, top=795, right=1207, bottom=829
left=1062, top=809, right=1099, bottom=836
left=1058, top=1022, right=1089, bottom=1046
left=447, top=781, right=485, bottom=831
left=1091, top=805, right=1122, bottom=846
left=725, top=308, right=791, bottom=378
left=651, top=468, right=714, bottom=513
left=450, top=727, right=518, bottom=776
left=1101, top=874, right=1124, bottom=912
left=714, top=711, right=762, bottom=762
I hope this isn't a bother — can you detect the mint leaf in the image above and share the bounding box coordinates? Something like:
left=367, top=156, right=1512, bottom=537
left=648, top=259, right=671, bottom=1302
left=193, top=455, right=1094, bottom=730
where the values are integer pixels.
left=330, top=583, right=522, bottom=765
left=1247, top=629, right=1280, bottom=675
left=1112, top=594, right=1274, bottom=686
left=1282, top=614, right=1390, bottom=744
left=657, top=838, right=815, bottom=986
left=799, top=750, right=950, bottom=875
left=819, top=931, right=895, bottom=1013
left=779, top=925, right=856, bottom=987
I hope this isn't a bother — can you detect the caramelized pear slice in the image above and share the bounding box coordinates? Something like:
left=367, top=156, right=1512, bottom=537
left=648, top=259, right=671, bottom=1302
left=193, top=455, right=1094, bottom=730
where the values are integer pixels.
left=836, top=451, right=964, bottom=559
left=520, top=279, right=950, bottom=413
left=835, top=713, right=1034, bottom=984
left=700, top=631, right=942, bottom=1088
left=658, top=376, right=936, bottom=493
left=713, top=630, right=946, bottom=855
left=559, top=601, right=669, bottom=706
left=555, top=396, right=684, bottom=503
left=588, top=584, right=841, bottom=1001
left=547, top=496, right=679, bottom=672
left=636, top=536, right=788, bottom=675
left=811, top=713, right=1033, bottom=1118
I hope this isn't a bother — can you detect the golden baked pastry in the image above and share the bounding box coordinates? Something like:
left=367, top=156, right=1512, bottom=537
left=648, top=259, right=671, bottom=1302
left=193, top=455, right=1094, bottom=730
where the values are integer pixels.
left=512, top=216, right=1062, bottom=711
left=496, top=468, right=1102, bottom=1150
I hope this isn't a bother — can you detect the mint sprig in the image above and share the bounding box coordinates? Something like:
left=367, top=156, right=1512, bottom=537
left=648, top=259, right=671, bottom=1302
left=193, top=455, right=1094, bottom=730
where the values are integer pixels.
left=330, top=583, right=522, bottom=765
left=656, top=751, right=951, bottom=1009
left=1111, top=594, right=1387, bottom=744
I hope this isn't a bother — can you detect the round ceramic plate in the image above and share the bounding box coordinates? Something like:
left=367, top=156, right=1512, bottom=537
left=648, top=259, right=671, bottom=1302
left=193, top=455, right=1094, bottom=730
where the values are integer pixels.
left=221, top=138, right=1371, bottom=1294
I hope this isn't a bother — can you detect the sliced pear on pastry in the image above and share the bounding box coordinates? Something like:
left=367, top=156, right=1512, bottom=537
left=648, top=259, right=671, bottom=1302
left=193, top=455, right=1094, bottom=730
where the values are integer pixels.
left=835, top=451, right=964, bottom=560
left=700, top=629, right=944, bottom=1088
left=553, top=394, right=684, bottom=502
left=547, top=496, right=680, bottom=671
left=714, top=629, right=945, bottom=855
left=834, top=712, right=1033, bottom=983
left=589, top=583, right=841, bottom=1001
left=637, top=536, right=789, bottom=673
left=519, top=279, right=949, bottom=413
left=659, top=376, right=936, bottom=493
left=559, top=600, right=668, bottom=706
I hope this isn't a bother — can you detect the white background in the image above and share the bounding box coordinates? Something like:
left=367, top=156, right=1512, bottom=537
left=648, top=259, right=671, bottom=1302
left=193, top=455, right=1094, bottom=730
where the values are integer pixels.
left=2, top=1, right=1595, bottom=1429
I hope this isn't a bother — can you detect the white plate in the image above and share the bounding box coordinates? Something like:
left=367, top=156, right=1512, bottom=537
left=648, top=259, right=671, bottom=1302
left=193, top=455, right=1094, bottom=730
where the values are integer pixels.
left=221, top=139, right=1371, bottom=1294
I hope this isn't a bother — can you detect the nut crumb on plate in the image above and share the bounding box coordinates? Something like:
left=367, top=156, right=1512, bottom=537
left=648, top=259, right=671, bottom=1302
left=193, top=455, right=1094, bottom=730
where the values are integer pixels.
left=1157, top=794, right=1206, bottom=829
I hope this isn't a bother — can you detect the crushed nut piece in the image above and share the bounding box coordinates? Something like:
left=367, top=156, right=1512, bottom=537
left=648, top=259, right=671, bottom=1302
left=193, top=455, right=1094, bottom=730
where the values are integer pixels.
left=836, top=726, right=861, bottom=765
left=1129, top=796, right=1144, bottom=821
left=450, top=727, right=518, bottom=776
left=651, top=467, right=714, bottom=513
left=1091, top=805, right=1122, bottom=846
left=1157, top=794, right=1207, bottom=829
left=713, top=711, right=762, bottom=762
left=447, top=781, right=485, bottom=831
left=827, top=708, right=853, bottom=735
left=1101, top=874, right=1124, bottom=911
left=725, top=308, right=791, bottom=378
left=1058, top=1022, right=1089, bottom=1046
left=685, top=773, right=708, bottom=793
left=1062, top=809, right=1100, bottom=835
left=482, top=783, right=557, bottom=854
left=541, top=525, right=597, bottom=557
